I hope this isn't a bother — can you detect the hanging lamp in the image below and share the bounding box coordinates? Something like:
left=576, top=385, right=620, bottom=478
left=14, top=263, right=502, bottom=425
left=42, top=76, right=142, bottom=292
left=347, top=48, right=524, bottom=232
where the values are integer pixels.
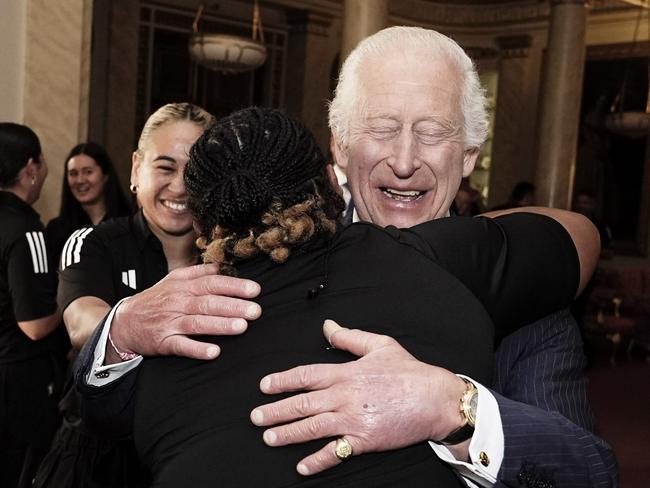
left=188, top=1, right=267, bottom=74
left=604, top=3, right=650, bottom=138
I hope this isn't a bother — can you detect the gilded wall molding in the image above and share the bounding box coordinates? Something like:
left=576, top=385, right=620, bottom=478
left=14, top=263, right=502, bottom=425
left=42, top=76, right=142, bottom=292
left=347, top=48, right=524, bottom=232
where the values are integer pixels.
left=388, top=0, right=634, bottom=28
left=464, top=46, right=499, bottom=61
left=496, top=34, right=533, bottom=58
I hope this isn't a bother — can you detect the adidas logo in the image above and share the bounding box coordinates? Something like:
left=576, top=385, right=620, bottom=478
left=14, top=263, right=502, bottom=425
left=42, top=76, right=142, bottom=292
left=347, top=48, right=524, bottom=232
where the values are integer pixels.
left=121, top=269, right=137, bottom=289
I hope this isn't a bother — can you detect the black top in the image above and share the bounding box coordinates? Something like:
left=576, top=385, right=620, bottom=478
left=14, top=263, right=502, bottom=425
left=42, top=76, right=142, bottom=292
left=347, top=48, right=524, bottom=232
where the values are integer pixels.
left=57, top=210, right=169, bottom=312
left=133, top=214, right=579, bottom=488
left=0, top=191, right=59, bottom=363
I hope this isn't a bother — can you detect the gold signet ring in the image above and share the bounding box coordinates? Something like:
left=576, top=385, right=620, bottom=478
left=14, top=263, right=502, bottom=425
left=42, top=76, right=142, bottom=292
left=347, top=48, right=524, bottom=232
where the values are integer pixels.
left=334, top=437, right=353, bottom=461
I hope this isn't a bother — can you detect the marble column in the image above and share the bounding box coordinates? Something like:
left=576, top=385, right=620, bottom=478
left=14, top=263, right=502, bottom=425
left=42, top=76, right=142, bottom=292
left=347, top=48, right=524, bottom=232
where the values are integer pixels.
left=534, top=0, right=587, bottom=209
left=23, top=0, right=93, bottom=222
left=489, top=35, right=536, bottom=208
left=340, top=0, right=388, bottom=62
left=285, top=11, right=336, bottom=151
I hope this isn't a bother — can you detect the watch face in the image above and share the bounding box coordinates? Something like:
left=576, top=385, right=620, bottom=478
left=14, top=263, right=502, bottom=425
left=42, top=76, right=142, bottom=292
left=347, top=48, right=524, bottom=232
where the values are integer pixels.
left=468, top=390, right=478, bottom=426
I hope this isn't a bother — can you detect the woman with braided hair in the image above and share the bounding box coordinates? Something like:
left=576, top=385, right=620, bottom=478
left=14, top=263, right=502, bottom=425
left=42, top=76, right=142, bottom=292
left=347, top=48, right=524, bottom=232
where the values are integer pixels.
left=129, top=106, right=599, bottom=487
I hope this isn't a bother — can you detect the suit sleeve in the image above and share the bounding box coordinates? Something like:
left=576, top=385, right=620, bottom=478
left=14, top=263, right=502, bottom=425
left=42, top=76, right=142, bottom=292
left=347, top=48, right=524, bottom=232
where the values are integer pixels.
left=74, top=311, right=138, bottom=439
left=492, top=310, right=618, bottom=487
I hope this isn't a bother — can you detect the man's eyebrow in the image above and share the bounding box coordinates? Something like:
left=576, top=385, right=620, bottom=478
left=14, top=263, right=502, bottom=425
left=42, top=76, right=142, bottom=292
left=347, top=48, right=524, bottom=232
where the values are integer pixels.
left=414, top=117, right=460, bottom=131
left=365, top=114, right=399, bottom=121
left=153, top=155, right=177, bottom=163
left=414, top=116, right=455, bottom=125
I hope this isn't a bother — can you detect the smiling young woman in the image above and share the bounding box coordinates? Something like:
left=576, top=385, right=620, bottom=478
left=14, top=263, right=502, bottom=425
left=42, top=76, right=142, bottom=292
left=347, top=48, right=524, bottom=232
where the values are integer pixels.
left=46, top=142, right=132, bottom=265
left=34, top=104, right=214, bottom=488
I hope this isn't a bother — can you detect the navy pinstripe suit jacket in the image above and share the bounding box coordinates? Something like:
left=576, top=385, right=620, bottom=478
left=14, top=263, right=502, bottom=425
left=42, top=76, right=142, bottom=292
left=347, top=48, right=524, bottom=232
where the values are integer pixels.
left=492, top=309, right=617, bottom=487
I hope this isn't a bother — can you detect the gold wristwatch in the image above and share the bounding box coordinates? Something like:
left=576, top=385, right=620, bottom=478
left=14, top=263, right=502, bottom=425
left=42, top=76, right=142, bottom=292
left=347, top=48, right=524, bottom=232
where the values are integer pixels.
left=438, top=378, right=478, bottom=445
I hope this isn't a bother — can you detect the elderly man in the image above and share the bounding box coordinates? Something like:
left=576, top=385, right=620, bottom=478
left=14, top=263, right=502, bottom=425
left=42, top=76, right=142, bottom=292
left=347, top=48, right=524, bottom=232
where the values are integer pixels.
left=76, top=27, right=616, bottom=487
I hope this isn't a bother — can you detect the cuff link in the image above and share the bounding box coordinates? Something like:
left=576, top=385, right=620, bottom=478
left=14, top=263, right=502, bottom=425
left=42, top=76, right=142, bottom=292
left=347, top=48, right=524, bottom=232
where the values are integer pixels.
left=479, top=451, right=490, bottom=467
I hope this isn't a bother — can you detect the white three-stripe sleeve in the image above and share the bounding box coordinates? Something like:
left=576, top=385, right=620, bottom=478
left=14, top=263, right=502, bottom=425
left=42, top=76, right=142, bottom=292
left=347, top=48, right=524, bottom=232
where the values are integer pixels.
left=61, top=229, right=83, bottom=271
left=25, top=232, right=40, bottom=273
left=73, top=228, right=94, bottom=264
left=60, top=227, right=94, bottom=270
left=32, top=232, right=46, bottom=273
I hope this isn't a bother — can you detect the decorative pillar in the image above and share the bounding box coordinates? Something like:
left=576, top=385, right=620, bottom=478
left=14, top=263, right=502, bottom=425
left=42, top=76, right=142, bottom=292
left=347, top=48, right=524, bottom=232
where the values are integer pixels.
left=285, top=11, right=336, bottom=151
left=88, top=0, right=140, bottom=190
left=340, top=0, right=388, bottom=62
left=24, top=0, right=93, bottom=222
left=534, top=0, right=587, bottom=209
left=489, top=35, right=536, bottom=207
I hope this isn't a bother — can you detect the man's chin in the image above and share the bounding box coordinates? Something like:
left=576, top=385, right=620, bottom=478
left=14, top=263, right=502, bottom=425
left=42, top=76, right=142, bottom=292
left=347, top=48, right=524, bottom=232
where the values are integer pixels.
left=372, top=210, right=431, bottom=229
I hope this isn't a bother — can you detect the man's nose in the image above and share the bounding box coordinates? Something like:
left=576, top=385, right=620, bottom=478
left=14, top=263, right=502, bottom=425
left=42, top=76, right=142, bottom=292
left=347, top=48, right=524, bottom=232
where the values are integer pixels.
left=387, top=131, right=420, bottom=178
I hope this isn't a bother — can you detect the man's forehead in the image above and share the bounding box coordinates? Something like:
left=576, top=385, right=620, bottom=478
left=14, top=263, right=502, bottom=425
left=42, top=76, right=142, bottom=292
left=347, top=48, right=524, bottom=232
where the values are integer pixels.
left=358, top=50, right=459, bottom=87
left=352, top=54, right=462, bottom=122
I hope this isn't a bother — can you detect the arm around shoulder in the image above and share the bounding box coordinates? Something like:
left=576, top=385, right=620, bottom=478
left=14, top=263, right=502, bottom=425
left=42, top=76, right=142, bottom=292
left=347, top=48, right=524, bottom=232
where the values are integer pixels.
left=484, top=207, right=600, bottom=296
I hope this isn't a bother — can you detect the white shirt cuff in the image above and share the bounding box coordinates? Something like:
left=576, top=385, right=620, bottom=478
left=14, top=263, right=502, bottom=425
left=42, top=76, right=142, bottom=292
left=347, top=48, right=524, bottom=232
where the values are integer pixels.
left=85, top=298, right=143, bottom=387
left=429, top=376, right=504, bottom=487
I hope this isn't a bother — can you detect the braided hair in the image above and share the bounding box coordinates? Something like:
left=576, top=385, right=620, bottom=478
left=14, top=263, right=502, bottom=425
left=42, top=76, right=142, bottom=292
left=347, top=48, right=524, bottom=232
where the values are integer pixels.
left=185, top=107, right=345, bottom=275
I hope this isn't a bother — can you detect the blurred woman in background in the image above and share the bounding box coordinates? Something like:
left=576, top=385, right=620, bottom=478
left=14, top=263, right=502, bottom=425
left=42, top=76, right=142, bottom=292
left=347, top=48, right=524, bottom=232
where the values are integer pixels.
left=46, top=142, right=131, bottom=262
left=0, top=122, right=65, bottom=488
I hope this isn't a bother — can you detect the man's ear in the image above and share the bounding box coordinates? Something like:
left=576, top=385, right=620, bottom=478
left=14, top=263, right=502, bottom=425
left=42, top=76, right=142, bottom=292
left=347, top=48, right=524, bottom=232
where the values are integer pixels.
left=462, top=148, right=480, bottom=177
left=326, top=164, right=344, bottom=197
left=130, top=151, right=141, bottom=188
left=330, top=135, right=349, bottom=172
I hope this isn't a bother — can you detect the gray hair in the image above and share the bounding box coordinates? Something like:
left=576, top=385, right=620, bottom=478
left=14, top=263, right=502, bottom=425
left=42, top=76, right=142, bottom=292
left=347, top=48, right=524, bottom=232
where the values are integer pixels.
left=137, top=102, right=215, bottom=155
left=328, top=26, right=488, bottom=150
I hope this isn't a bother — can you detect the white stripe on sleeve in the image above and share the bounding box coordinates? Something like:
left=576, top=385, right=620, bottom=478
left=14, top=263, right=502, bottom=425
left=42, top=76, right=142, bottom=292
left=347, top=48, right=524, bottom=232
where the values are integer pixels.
left=61, top=227, right=94, bottom=271
left=25, top=232, right=40, bottom=273
left=36, top=231, right=49, bottom=273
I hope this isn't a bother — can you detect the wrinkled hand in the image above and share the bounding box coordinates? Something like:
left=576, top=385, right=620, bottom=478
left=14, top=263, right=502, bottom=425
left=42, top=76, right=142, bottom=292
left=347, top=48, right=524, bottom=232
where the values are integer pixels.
left=250, top=320, right=466, bottom=476
left=110, top=263, right=261, bottom=360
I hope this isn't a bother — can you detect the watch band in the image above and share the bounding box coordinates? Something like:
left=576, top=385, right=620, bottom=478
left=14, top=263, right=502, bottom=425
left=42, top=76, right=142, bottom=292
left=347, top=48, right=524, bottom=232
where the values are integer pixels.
left=437, top=378, right=477, bottom=445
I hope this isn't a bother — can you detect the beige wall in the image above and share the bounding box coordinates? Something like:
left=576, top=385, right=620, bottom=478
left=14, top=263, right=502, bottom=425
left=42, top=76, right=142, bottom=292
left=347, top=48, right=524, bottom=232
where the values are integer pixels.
left=0, top=0, right=27, bottom=122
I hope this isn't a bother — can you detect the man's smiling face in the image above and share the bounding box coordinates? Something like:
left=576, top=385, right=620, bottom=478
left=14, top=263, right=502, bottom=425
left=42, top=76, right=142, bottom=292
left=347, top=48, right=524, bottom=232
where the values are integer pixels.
left=337, top=51, right=479, bottom=228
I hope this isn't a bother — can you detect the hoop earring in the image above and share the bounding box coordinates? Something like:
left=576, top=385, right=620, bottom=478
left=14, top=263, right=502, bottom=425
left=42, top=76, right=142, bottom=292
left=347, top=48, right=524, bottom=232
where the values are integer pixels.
left=129, top=184, right=137, bottom=194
